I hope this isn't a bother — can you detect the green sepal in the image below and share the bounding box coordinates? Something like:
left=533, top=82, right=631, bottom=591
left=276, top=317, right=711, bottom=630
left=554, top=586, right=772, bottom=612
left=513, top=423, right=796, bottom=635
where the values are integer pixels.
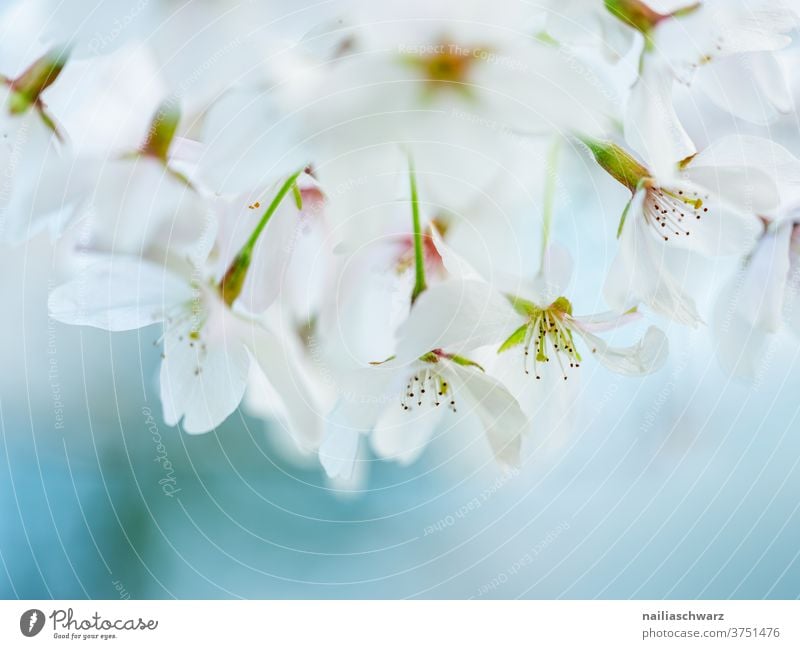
left=7, top=45, right=70, bottom=115
left=579, top=136, right=650, bottom=193
left=141, top=100, right=180, bottom=161
left=369, top=355, right=397, bottom=366
left=498, top=323, right=529, bottom=354
left=505, top=293, right=539, bottom=317
left=292, top=182, right=303, bottom=210
left=616, top=177, right=647, bottom=239
left=448, top=354, right=485, bottom=372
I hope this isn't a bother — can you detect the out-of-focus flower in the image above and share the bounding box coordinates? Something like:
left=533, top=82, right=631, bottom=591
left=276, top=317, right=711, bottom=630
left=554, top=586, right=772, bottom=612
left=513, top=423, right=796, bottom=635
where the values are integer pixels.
left=540, top=0, right=641, bottom=59
left=622, top=0, right=798, bottom=159
left=711, top=139, right=800, bottom=376
left=0, top=47, right=77, bottom=243
left=63, top=101, right=212, bottom=259
left=212, top=0, right=617, bottom=217
left=715, top=219, right=800, bottom=378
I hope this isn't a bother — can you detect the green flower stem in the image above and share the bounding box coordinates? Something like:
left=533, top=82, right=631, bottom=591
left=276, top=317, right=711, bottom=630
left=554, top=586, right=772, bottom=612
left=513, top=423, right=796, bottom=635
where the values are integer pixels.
left=219, top=168, right=304, bottom=307
left=540, top=135, right=561, bottom=271
left=409, top=156, right=428, bottom=304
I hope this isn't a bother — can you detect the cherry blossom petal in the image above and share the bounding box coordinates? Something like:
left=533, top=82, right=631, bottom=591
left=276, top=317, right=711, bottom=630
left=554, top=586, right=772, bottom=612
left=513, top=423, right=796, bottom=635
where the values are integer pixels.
left=247, top=325, right=325, bottom=451
left=442, top=362, right=527, bottom=467
left=625, top=57, right=695, bottom=180
left=687, top=134, right=800, bottom=208
left=574, top=326, right=669, bottom=376
left=160, top=311, right=252, bottom=434
left=570, top=309, right=641, bottom=334
left=48, top=256, right=191, bottom=331
left=737, top=222, right=793, bottom=332
left=653, top=179, right=762, bottom=256
left=371, top=395, right=443, bottom=465
left=393, top=279, right=520, bottom=363
left=694, top=52, right=791, bottom=125
left=320, top=403, right=362, bottom=480
left=198, top=88, right=308, bottom=195
left=605, top=192, right=702, bottom=326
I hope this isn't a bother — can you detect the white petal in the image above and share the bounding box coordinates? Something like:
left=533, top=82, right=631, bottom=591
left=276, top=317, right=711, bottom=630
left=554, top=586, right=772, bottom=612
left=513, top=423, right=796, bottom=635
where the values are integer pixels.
left=714, top=284, right=770, bottom=379
left=443, top=363, right=527, bottom=468
left=160, top=307, right=252, bottom=434
left=688, top=134, right=800, bottom=208
left=570, top=309, right=641, bottom=333
left=247, top=325, right=325, bottom=451
left=625, top=57, right=695, bottom=180
left=605, top=193, right=703, bottom=326
left=526, top=244, right=574, bottom=305
left=656, top=180, right=763, bottom=256
left=319, top=405, right=361, bottom=480
left=712, top=4, right=798, bottom=55
left=429, top=223, right=482, bottom=281
left=371, top=396, right=443, bottom=465
left=575, top=326, right=669, bottom=376
left=48, top=256, right=190, bottom=331
left=737, top=222, right=793, bottom=332
left=198, top=88, right=308, bottom=195
left=695, top=53, right=791, bottom=125
left=0, top=108, right=77, bottom=244
left=393, top=279, right=520, bottom=363
left=73, top=156, right=212, bottom=257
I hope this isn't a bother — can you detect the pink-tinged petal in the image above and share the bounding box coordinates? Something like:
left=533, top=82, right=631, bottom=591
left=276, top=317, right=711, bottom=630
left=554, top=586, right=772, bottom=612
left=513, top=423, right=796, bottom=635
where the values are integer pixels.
left=429, top=223, right=482, bottom=281
left=576, top=326, right=669, bottom=376
left=48, top=255, right=191, bottom=331
left=393, top=279, right=520, bottom=364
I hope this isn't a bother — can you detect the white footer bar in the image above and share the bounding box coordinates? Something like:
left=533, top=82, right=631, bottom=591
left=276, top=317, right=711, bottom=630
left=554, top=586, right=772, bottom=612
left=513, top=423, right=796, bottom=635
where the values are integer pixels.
left=1, top=600, right=797, bottom=647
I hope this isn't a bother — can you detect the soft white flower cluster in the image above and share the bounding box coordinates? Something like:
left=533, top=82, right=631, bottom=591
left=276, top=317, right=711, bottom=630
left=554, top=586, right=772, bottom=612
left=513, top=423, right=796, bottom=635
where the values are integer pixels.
left=3, top=0, right=799, bottom=480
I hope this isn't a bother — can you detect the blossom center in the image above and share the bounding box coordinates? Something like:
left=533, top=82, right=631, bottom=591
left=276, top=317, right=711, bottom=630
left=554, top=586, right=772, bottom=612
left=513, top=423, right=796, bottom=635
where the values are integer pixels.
left=644, top=185, right=709, bottom=241
left=402, top=41, right=487, bottom=94
left=401, top=366, right=456, bottom=412
left=159, top=285, right=209, bottom=376
left=502, top=296, right=582, bottom=380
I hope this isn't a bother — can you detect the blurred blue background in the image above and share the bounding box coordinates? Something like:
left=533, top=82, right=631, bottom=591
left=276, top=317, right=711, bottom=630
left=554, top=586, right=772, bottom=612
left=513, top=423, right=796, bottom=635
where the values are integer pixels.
left=1, top=225, right=799, bottom=600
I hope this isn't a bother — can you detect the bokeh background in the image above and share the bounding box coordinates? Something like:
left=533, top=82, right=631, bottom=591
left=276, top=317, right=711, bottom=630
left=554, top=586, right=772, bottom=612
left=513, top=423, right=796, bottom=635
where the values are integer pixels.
left=2, top=1, right=800, bottom=599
